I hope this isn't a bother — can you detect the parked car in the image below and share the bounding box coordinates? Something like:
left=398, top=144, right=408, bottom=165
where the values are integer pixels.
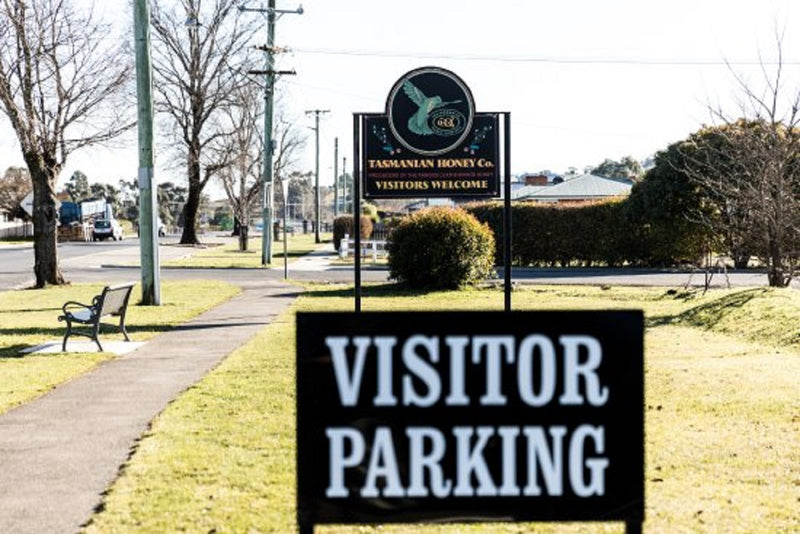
left=92, top=219, right=123, bottom=241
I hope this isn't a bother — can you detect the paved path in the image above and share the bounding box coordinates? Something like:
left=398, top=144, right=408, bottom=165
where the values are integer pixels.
left=0, top=279, right=300, bottom=534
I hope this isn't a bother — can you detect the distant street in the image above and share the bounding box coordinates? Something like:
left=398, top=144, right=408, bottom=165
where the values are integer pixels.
left=0, top=235, right=388, bottom=291
left=1, top=239, right=139, bottom=290
left=2, top=235, right=797, bottom=291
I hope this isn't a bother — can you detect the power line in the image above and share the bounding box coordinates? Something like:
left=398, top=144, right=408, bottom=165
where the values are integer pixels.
left=289, top=47, right=800, bottom=66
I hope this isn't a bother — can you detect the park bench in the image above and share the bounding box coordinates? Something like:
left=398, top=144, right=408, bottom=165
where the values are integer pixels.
left=58, top=282, right=135, bottom=352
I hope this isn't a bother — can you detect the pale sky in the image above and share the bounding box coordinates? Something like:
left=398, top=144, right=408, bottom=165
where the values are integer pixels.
left=2, top=0, right=800, bottom=195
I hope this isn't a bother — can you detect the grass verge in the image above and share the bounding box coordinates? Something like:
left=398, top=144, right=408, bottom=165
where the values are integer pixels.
left=85, top=285, right=799, bottom=533
left=163, top=233, right=332, bottom=268
left=0, top=238, right=32, bottom=245
left=0, top=280, right=240, bottom=414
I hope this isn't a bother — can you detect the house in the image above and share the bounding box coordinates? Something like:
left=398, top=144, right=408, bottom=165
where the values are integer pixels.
left=513, top=174, right=633, bottom=204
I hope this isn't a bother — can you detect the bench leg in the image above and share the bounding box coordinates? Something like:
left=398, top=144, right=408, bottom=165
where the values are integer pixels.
left=119, top=317, right=130, bottom=342
left=91, top=322, right=104, bottom=352
left=62, top=320, right=72, bottom=352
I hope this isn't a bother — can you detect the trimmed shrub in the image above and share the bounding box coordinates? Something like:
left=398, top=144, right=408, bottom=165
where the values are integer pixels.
left=387, top=207, right=495, bottom=289
left=466, top=198, right=705, bottom=268
left=332, top=215, right=373, bottom=251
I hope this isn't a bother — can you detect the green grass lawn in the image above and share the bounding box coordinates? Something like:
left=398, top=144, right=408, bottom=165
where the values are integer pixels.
left=164, top=233, right=333, bottom=268
left=0, top=238, right=33, bottom=246
left=0, top=280, right=240, bottom=414
left=84, top=285, right=800, bottom=533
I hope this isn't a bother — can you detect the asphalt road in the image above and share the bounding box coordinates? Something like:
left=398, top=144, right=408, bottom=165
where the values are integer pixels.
left=1, top=239, right=141, bottom=290
left=0, top=236, right=388, bottom=291
left=2, top=235, right=795, bottom=291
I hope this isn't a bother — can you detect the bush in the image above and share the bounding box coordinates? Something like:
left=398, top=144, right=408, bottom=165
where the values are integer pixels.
left=332, top=215, right=373, bottom=251
left=466, top=199, right=705, bottom=268
left=387, top=207, right=495, bottom=289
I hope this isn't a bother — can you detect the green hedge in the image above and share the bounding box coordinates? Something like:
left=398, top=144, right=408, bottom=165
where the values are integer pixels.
left=466, top=199, right=704, bottom=267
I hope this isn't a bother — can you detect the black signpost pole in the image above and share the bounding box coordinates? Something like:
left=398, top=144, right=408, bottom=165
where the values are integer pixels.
left=626, top=520, right=643, bottom=534
left=353, top=113, right=362, bottom=313
left=503, top=112, right=512, bottom=312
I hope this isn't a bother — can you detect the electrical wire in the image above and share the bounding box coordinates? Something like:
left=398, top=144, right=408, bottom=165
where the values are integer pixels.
left=289, top=47, right=800, bottom=66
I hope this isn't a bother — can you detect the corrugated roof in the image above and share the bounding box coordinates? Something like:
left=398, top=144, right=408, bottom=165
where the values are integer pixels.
left=518, top=174, right=632, bottom=201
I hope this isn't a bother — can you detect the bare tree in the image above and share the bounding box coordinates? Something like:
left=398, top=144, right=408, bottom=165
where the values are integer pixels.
left=287, top=171, right=314, bottom=221
left=0, top=0, right=132, bottom=286
left=0, top=166, right=31, bottom=218
left=216, top=86, right=307, bottom=251
left=272, top=103, right=307, bottom=216
left=216, top=84, right=262, bottom=251
left=678, top=37, right=800, bottom=286
left=150, top=0, right=257, bottom=245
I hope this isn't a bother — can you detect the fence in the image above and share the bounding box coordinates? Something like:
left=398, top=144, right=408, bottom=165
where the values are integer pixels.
left=338, top=234, right=388, bottom=261
left=0, top=222, right=33, bottom=239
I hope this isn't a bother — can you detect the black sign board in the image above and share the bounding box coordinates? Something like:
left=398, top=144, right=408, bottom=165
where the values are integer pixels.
left=296, top=311, right=644, bottom=530
left=364, top=113, right=500, bottom=198
left=362, top=67, right=500, bottom=199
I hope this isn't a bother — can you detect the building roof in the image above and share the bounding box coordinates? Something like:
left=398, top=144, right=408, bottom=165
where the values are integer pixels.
left=517, top=174, right=633, bottom=201
left=511, top=185, right=549, bottom=200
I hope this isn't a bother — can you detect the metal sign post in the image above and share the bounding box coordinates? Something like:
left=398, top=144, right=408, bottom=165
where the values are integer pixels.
left=503, top=112, right=512, bottom=312
left=353, top=113, right=362, bottom=313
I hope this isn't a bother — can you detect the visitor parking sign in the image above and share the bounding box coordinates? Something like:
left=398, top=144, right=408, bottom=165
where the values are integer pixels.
left=296, top=311, right=644, bottom=531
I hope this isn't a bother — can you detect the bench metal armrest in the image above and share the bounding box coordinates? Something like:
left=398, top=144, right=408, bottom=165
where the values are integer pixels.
left=59, top=300, right=96, bottom=321
left=59, top=282, right=135, bottom=352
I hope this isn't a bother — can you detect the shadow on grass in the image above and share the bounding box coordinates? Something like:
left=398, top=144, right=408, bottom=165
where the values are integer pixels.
left=302, top=282, right=446, bottom=299
left=0, top=327, right=67, bottom=339
left=0, top=322, right=175, bottom=359
left=0, top=306, right=63, bottom=313
left=648, top=288, right=767, bottom=329
left=0, top=345, right=36, bottom=358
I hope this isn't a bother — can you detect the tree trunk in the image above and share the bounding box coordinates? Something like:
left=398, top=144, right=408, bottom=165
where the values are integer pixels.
left=238, top=224, right=248, bottom=252
left=29, top=163, right=66, bottom=287
left=180, top=189, right=200, bottom=244
left=180, top=156, right=202, bottom=245
left=732, top=250, right=750, bottom=270
left=766, top=237, right=790, bottom=287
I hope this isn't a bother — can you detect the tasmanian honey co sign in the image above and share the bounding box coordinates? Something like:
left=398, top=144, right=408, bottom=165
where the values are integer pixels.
left=363, top=67, right=500, bottom=198
left=296, top=311, right=645, bottom=531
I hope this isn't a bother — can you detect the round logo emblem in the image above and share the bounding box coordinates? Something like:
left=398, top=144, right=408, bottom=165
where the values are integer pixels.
left=386, top=67, right=475, bottom=156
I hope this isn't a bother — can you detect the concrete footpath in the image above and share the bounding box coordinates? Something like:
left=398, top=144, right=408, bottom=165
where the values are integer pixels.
left=0, top=279, right=300, bottom=534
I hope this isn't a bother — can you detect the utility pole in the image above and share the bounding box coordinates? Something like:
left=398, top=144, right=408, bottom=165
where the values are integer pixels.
left=333, top=137, right=339, bottom=217
left=240, top=0, right=302, bottom=265
left=305, top=109, right=329, bottom=244
left=342, top=155, right=347, bottom=212
left=133, top=0, right=160, bottom=305
left=261, top=2, right=276, bottom=266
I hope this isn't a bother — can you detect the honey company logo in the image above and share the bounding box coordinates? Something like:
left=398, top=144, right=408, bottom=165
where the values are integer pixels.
left=387, top=67, right=475, bottom=156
